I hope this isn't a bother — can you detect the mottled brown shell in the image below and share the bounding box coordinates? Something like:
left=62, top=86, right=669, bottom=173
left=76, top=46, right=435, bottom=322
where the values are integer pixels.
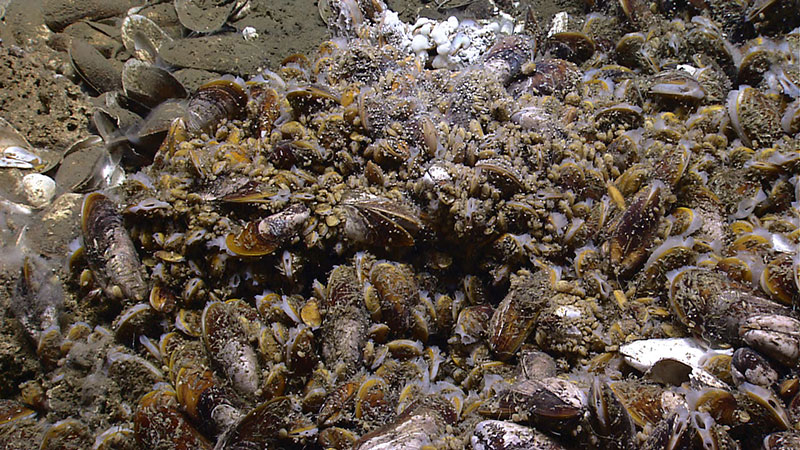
left=82, top=193, right=148, bottom=302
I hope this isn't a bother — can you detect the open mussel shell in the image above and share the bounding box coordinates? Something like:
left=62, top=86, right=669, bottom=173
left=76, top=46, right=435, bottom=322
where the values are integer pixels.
left=0, top=117, right=59, bottom=172
left=122, top=59, right=187, bottom=109
left=69, top=38, right=122, bottom=94
left=55, top=135, right=124, bottom=192
left=125, top=100, right=189, bottom=163
left=174, top=0, right=238, bottom=33
left=120, top=14, right=173, bottom=63
left=92, top=91, right=146, bottom=133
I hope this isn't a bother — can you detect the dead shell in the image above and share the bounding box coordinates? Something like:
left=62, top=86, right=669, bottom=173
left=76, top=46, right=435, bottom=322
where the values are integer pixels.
left=69, top=38, right=122, bottom=94
left=0, top=118, right=42, bottom=169
left=120, top=14, right=173, bottom=61
left=174, top=0, right=238, bottom=33
left=121, top=59, right=187, bottom=109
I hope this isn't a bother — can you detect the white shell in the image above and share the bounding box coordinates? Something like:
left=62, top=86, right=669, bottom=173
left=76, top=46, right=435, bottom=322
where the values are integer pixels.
left=22, top=173, right=56, bottom=208
left=619, top=337, right=732, bottom=373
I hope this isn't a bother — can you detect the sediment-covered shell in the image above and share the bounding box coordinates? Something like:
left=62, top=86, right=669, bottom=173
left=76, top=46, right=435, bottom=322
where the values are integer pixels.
left=200, top=301, right=261, bottom=397
left=322, top=265, right=369, bottom=378
left=133, top=388, right=212, bottom=450
left=226, top=204, right=310, bottom=256
left=489, top=269, right=551, bottom=360
left=471, top=419, right=566, bottom=450
left=81, top=193, right=148, bottom=302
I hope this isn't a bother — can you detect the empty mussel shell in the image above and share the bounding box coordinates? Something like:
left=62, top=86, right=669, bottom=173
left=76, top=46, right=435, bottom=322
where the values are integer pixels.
left=55, top=135, right=124, bottom=193
left=122, top=59, right=187, bottom=109
left=1, top=117, right=43, bottom=170
left=69, top=38, right=122, bottom=94
left=120, top=14, right=173, bottom=63
left=174, top=0, right=238, bottom=33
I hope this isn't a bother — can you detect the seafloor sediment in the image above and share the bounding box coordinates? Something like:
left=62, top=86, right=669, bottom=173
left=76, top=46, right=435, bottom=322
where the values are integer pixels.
left=2, top=0, right=800, bottom=449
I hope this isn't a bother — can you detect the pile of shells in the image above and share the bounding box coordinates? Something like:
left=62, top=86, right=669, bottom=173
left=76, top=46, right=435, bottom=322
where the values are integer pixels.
left=4, top=0, right=800, bottom=448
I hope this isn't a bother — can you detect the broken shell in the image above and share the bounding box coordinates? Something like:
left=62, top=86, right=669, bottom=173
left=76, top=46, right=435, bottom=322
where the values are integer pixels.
left=369, top=262, right=417, bottom=335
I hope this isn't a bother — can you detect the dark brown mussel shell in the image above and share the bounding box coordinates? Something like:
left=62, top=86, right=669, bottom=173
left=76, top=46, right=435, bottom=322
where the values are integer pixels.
left=479, top=378, right=584, bottom=432
left=607, top=182, right=665, bottom=277
left=370, top=262, right=417, bottom=334
left=587, top=377, right=636, bottom=449
left=342, top=193, right=423, bottom=248
left=186, top=80, right=248, bottom=135
left=489, top=270, right=550, bottom=360
left=286, top=84, right=341, bottom=116
left=509, top=58, right=581, bottom=99
left=548, top=32, right=596, bottom=64
left=0, top=399, right=37, bottom=426
left=134, top=388, right=212, bottom=450
left=484, top=35, right=534, bottom=85
left=215, top=396, right=294, bottom=449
